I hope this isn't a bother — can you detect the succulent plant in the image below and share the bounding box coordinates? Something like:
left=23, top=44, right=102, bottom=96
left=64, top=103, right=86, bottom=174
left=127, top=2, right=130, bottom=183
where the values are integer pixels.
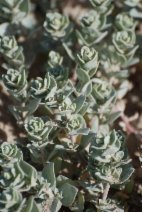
left=76, top=10, right=109, bottom=47
left=113, top=31, right=136, bottom=54
left=25, top=116, right=53, bottom=143
left=0, top=187, right=25, bottom=212
left=48, top=51, right=63, bottom=68
left=23, top=197, right=40, bottom=212
left=35, top=163, right=78, bottom=211
left=47, top=65, right=68, bottom=83
left=2, top=69, right=27, bottom=93
left=115, top=13, right=138, bottom=31
left=77, top=46, right=99, bottom=77
left=89, top=0, right=113, bottom=14
left=0, top=36, right=24, bottom=68
left=30, top=73, right=57, bottom=101
left=0, top=142, right=22, bottom=166
left=91, top=80, right=114, bottom=105
left=112, top=31, right=138, bottom=63
left=0, top=0, right=29, bottom=23
left=43, top=12, right=73, bottom=40
left=0, top=1, right=139, bottom=211
left=80, top=10, right=107, bottom=30
left=0, top=160, right=37, bottom=191
left=88, top=130, right=134, bottom=184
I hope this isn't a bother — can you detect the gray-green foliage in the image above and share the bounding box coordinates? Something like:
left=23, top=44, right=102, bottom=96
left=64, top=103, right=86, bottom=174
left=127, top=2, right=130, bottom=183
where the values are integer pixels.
left=25, top=116, right=52, bottom=143
left=0, top=0, right=29, bottom=23
left=0, top=36, right=25, bottom=68
left=88, top=130, right=134, bottom=184
left=0, top=142, right=22, bottom=166
left=43, top=12, right=73, bottom=41
left=0, top=188, right=25, bottom=212
left=0, top=0, right=139, bottom=211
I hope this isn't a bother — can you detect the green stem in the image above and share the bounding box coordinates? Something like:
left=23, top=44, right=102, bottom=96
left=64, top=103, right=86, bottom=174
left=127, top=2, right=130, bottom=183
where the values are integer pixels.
left=51, top=128, right=62, bottom=140
left=102, top=182, right=110, bottom=201
left=40, top=148, right=46, bottom=167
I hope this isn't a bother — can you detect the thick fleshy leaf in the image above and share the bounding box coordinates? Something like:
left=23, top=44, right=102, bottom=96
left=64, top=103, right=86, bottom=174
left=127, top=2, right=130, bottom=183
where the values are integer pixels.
left=42, top=163, right=56, bottom=189
left=59, top=183, right=78, bottom=207
left=76, top=68, right=90, bottom=83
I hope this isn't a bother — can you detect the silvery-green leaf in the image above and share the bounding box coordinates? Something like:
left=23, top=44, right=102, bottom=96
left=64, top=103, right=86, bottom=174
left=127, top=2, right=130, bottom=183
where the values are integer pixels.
left=50, top=198, right=62, bottom=212
left=69, top=128, right=90, bottom=136
left=19, top=0, right=30, bottom=18
left=103, top=111, right=122, bottom=124
left=122, top=57, right=140, bottom=68
left=90, top=117, right=99, bottom=132
left=73, top=94, right=85, bottom=114
left=24, top=197, right=40, bottom=212
left=48, top=145, right=65, bottom=160
left=69, top=191, right=84, bottom=212
left=26, top=99, right=41, bottom=115
left=0, top=23, right=18, bottom=36
left=79, top=102, right=90, bottom=116
left=107, top=70, right=129, bottom=79
left=130, top=8, right=142, bottom=19
left=76, top=68, right=90, bottom=83
left=42, top=163, right=56, bottom=189
left=118, top=164, right=135, bottom=184
left=20, top=160, right=37, bottom=188
left=82, top=81, right=92, bottom=96
left=59, top=183, right=78, bottom=207
left=62, top=42, right=75, bottom=61
left=54, top=110, right=72, bottom=115
left=56, top=175, right=75, bottom=188
left=51, top=157, right=62, bottom=175
left=8, top=105, right=23, bottom=122
left=80, top=131, right=95, bottom=151
left=117, top=80, right=129, bottom=99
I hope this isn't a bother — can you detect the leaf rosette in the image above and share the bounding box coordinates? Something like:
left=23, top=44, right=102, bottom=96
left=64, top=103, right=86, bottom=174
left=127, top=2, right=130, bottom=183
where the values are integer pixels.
left=0, top=36, right=24, bottom=67
left=66, top=114, right=89, bottom=135
left=30, top=73, right=57, bottom=101
left=0, top=160, right=37, bottom=191
left=0, top=142, right=22, bottom=166
left=2, top=69, right=27, bottom=94
left=80, top=10, right=106, bottom=30
left=112, top=31, right=136, bottom=54
left=0, top=188, right=24, bottom=212
left=89, top=130, right=134, bottom=184
left=77, top=46, right=99, bottom=77
left=47, top=65, right=68, bottom=83
left=90, top=163, right=134, bottom=185
left=0, top=0, right=29, bottom=23
left=76, top=27, right=108, bottom=47
left=91, top=80, right=116, bottom=107
left=90, top=130, right=129, bottom=164
left=115, top=13, right=138, bottom=31
left=89, top=130, right=125, bottom=165
left=48, top=51, right=63, bottom=68
left=89, top=0, right=113, bottom=14
left=25, top=116, right=52, bottom=143
left=44, top=12, right=73, bottom=40
left=112, top=31, right=138, bottom=63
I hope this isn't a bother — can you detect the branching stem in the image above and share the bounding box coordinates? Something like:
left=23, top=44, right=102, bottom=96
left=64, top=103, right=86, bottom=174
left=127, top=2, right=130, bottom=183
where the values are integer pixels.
left=102, top=182, right=110, bottom=201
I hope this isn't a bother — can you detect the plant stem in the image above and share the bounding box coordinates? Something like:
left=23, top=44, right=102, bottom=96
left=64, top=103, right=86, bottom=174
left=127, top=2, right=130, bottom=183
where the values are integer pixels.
left=40, top=148, right=46, bottom=167
left=102, top=182, right=110, bottom=201
left=51, top=128, right=62, bottom=140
